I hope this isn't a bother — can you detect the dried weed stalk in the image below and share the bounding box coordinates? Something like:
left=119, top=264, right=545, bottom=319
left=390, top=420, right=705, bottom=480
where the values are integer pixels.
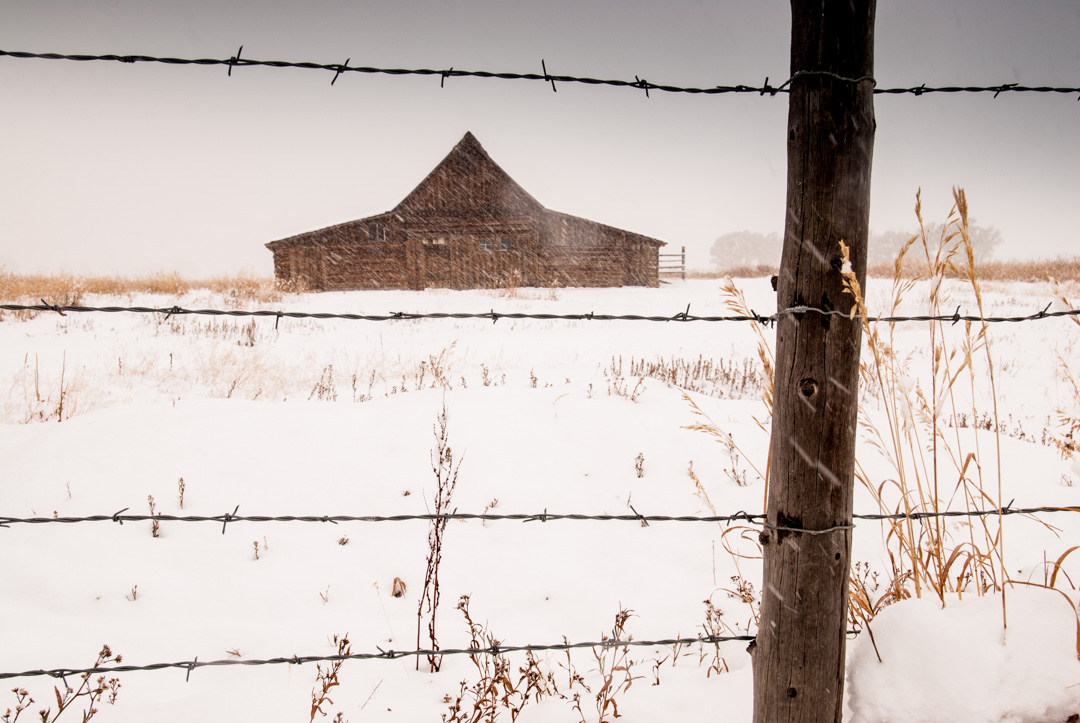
left=2, top=645, right=122, bottom=723
left=443, top=595, right=557, bottom=723
left=590, top=608, right=643, bottom=722
left=309, top=634, right=351, bottom=722
left=603, top=357, right=645, bottom=402
left=147, top=495, right=159, bottom=538
left=699, top=598, right=733, bottom=677
left=1048, top=286, right=1080, bottom=465
left=681, top=277, right=774, bottom=503
left=418, top=400, right=462, bottom=672
left=628, top=354, right=763, bottom=400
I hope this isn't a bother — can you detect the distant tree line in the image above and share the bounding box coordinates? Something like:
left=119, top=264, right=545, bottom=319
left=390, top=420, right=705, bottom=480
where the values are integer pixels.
left=710, top=224, right=1003, bottom=270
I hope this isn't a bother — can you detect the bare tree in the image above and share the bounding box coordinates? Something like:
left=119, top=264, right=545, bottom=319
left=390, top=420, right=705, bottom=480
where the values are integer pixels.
left=710, top=231, right=782, bottom=270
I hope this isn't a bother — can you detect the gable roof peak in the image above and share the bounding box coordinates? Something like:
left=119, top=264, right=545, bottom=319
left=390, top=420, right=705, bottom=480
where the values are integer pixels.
left=393, top=131, right=545, bottom=214
left=452, top=130, right=488, bottom=157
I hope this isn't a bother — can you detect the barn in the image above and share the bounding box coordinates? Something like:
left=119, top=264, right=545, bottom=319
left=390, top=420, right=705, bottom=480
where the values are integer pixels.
left=265, top=132, right=665, bottom=290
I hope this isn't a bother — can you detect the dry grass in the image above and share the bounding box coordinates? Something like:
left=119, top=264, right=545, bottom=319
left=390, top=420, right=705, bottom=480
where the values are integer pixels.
left=866, top=255, right=1080, bottom=283
left=841, top=189, right=1011, bottom=611
left=442, top=600, right=672, bottom=723
left=627, top=354, right=764, bottom=401
left=1048, top=289, right=1080, bottom=463
left=443, top=595, right=557, bottom=723
left=685, top=265, right=777, bottom=280
left=838, top=189, right=1080, bottom=651
left=309, top=634, right=351, bottom=723
left=689, top=256, right=1080, bottom=283
left=2, top=645, right=123, bottom=722
left=0, top=269, right=290, bottom=306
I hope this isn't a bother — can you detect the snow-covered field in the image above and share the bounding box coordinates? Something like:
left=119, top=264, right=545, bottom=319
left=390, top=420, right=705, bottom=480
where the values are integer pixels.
left=2, top=277, right=1079, bottom=722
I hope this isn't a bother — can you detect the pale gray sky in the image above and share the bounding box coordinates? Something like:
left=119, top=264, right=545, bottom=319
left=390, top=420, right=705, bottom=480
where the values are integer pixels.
left=1, top=0, right=1077, bottom=277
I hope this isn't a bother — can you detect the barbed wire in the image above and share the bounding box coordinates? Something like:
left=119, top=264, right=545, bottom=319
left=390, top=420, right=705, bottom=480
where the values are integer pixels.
left=1, top=49, right=1077, bottom=99
left=3, top=301, right=1079, bottom=327
left=0, top=631, right=768, bottom=682
left=2, top=503, right=1074, bottom=532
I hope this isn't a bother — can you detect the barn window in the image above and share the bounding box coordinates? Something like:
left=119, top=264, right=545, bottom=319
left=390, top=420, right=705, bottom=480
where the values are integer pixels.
left=499, top=238, right=514, bottom=252
left=368, top=222, right=386, bottom=241
left=479, top=239, right=493, bottom=252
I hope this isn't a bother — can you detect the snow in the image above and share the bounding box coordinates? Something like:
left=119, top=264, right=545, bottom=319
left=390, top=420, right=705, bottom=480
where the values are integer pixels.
left=1, top=278, right=1079, bottom=721
left=847, top=590, right=1080, bottom=722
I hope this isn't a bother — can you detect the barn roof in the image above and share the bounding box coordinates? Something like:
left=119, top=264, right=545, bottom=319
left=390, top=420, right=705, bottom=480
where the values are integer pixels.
left=393, top=131, right=545, bottom=217
left=548, top=211, right=665, bottom=248
left=266, top=132, right=664, bottom=249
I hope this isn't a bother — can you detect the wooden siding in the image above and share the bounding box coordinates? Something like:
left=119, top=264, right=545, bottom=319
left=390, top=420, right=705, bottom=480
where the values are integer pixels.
left=540, top=214, right=660, bottom=288
left=319, top=243, right=408, bottom=290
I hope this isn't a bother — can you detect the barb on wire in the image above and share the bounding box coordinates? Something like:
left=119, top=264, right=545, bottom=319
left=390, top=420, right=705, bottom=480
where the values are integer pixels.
left=541, top=58, right=556, bottom=93
left=1, top=49, right=1078, bottom=99
left=228, top=45, right=244, bottom=77
left=4, top=302, right=1080, bottom=326
left=1, top=504, right=1075, bottom=530
left=330, top=57, right=350, bottom=86
left=0, top=631, right=760, bottom=681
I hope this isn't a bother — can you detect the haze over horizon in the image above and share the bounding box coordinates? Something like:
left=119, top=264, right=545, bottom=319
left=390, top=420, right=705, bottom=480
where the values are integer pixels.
left=1, top=0, right=1077, bottom=277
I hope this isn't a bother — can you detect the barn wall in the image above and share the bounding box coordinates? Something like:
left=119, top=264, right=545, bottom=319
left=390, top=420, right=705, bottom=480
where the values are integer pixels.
left=540, top=216, right=624, bottom=287
left=319, top=242, right=408, bottom=290
left=626, top=236, right=661, bottom=288
left=402, top=217, right=540, bottom=290
left=270, top=246, right=326, bottom=290
left=271, top=217, right=659, bottom=291
left=272, top=248, right=293, bottom=283
left=538, top=216, right=661, bottom=288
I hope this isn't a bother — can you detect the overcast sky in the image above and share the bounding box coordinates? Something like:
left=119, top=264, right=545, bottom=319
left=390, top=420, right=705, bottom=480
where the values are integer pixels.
left=1, top=0, right=1077, bottom=277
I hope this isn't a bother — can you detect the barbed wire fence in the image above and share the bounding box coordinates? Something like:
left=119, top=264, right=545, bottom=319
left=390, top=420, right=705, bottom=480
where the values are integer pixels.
left=0, top=497, right=1075, bottom=682
left=1, top=44, right=1079, bottom=693
left=0, top=633, right=762, bottom=683
left=3, top=300, right=1079, bottom=327
left=1, top=499, right=1074, bottom=682
left=2, top=502, right=1078, bottom=530
left=2, top=48, right=1079, bottom=99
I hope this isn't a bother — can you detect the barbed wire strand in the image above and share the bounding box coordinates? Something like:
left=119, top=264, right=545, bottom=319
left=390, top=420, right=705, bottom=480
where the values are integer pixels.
left=2, top=503, right=1074, bottom=530
left=1, top=49, right=1078, bottom=99
left=3, top=302, right=1079, bottom=327
left=0, top=632, right=774, bottom=682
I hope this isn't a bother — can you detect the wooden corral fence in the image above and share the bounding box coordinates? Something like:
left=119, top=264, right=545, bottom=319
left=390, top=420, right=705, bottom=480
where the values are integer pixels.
left=659, top=246, right=686, bottom=281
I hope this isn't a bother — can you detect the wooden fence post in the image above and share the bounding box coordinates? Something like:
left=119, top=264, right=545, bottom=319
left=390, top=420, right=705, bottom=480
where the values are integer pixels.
left=751, top=1, right=876, bottom=721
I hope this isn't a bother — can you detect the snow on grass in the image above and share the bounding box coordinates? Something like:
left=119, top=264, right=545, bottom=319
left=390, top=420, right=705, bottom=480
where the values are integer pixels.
left=1, top=278, right=1078, bottom=721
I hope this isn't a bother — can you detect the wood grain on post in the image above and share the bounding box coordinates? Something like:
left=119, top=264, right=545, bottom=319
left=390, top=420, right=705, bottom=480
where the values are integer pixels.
left=752, top=1, right=876, bottom=721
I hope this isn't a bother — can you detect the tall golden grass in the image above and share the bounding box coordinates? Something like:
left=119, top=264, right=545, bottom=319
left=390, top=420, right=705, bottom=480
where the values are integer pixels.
left=0, top=269, right=290, bottom=306
left=840, top=190, right=1080, bottom=655
left=689, top=255, right=1080, bottom=282
left=840, top=190, right=1011, bottom=611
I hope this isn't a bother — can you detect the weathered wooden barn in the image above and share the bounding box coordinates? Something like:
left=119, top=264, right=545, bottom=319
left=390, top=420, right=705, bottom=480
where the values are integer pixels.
left=266, top=132, right=665, bottom=290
